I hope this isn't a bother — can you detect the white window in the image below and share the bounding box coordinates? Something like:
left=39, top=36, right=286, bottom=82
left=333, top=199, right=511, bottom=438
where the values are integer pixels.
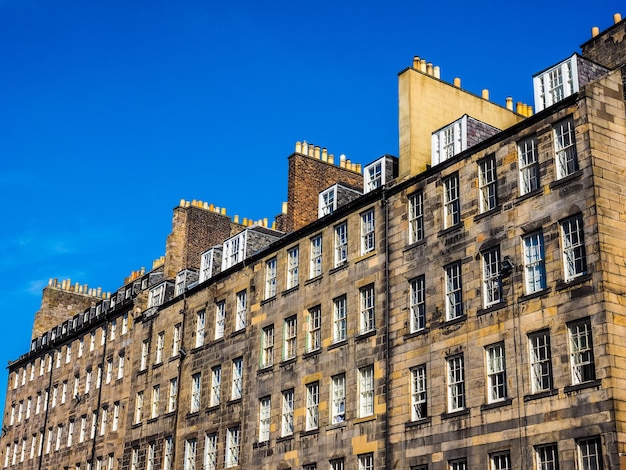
left=231, top=358, right=243, bottom=400
left=151, top=385, right=160, bottom=418
left=51, top=386, right=57, bottom=408
left=360, top=209, right=375, bottom=254
left=79, top=416, right=86, bottom=443
left=35, top=393, right=41, bottom=415
left=66, top=344, right=72, bottom=363
left=265, top=258, right=277, bottom=299
left=215, top=301, right=226, bottom=340
left=490, top=452, right=511, bottom=470
left=432, top=116, right=467, bottom=165
left=486, top=344, right=507, bottom=403
left=195, top=310, right=206, bottom=348
left=85, top=369, right=92, bottom=394
left=449, top=460, right=467, bottom=470
left=445, top=262, right=463, bottom=320
left=121, top=313, right=129, bottom=335
left=310, top=235, right=323, bottom=278
left=576, top=437, right=603, bottom=470
left=535, top=444, right=559, bottom=470
left=333, top=295, right=347, bottom=342
left=306, top=382, right=319, bottom=430
left=306, top=307, right=321, bottom=352
left=204, top=433, right=217, bottom=470
left=172, top=323, right=182, bottom=356
left=132, top=391, right=143, bottom=424
left=55, top=424, right=62, bottom=451
left=482, top=247, right=501, bottom=307
left=168, top=378, right=178, bottom=412
left=518, top=136, right=539, bottom=195
left=408, top=192, right=424, bottom=244
left=141, top=340, right=149, bottom=371
left=109, top=321, right=116, bottom=341
left=334, top=222, right=348, bottom=267
left=359, top=285, right=375, bottom=333
left=96, top=364, right=102, bottom=389
left=561, top=215, right=587, bottom=280
left=117, top=353, right=125, bottom=380
left=259, top=397, right=271, bottom=442
left=19, top=439, right=25, bottom=463
left=39, top=357, right=45, bottom=376
left=184, top=438, right=197, bottom=470
left=331, top=374, right=346, bottom=424
left=9, top=404, right=15, bottom=425
left=359, top=366, right=374, bottom=417
left=478, top=155, right=497, bottom=213
left=90, top=331, right=96, bottom=352
left=222, top=232, right=247, bottom=270
left=364, top=160, right=383, bottom=192
left=261, top=325, right=274, bottom=368
left=164, top=436, right=174, bottom=470
left=523, top=232, right=546, bottom=294
left=131, top=447, right=139, bottom=470
left=534, top=55, right=578, bottom=111
left=225, top=427, right=240, bottom=468
left=78, top=338, right=84, bottom=357
left=17, top=400, right=23, bottom=422
left=210, top=366, right=221, bottom=407
left=148, top=284, right=166, bottom=308
left=447, top=355, right=465, bottom=412
left=569, top=319, right=595, bottom=385
left=199, top=249, right=214, bottom=283
left=286, top=247, right=299, bottom=289
left=529, top=330, right=552, bottom=393
left=283, top=316, right=297, bottom=360
left=358, top=453, right=374, bottom=470
left=147, top=443, right=155, bottom=470
left=554, top=117, right=578, bottom=179
left=155, top=331, right=164, bottom=364
left=112, top=402, right=119, bottom=431
left=443, top=174, right=460, bottom=228
left=26, top=397, right=31, bottom=419
left=282, top=389, right=294, bottom=436
left=319, top=186, right=336, bottom=217
left=235, top=291, right=247, bottom=331
left=100, top=407, right=107, bottom=435
left=105, top=359, right=112, bottom=384
left=411, top=365, right=427, bottom=420
left=191, top=373, right=201, bottom=413
left=409, top=276, right=426, bottom=333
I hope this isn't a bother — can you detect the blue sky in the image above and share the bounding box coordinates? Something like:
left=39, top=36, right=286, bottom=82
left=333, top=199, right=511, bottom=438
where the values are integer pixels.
left=0, top=0, right=622, bottom=412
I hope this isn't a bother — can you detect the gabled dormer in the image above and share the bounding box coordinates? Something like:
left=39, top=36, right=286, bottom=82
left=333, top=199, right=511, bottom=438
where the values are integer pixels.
left=431, top=115, right=501, bottom=166
left=318, top=184, right=362, bottom=218
left=363, top=155, right=398, bottom=193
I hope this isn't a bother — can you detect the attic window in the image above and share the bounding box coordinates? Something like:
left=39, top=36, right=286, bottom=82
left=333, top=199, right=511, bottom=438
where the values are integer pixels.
left=432, top=116, right=467, bottom=166
left=534, top=55, right=579, bottom=112
left=199, top=250, right=214, bottom=283
left=148, top=284, right=166, bottom=308
left=319, top=187, right=337, bottom=217
left=365, top=162, right=382, bottom=191
left=222, top=232, right=247, bottom=270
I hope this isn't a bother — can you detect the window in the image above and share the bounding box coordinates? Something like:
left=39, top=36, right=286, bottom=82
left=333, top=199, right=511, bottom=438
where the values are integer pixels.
left=261, top=325, right=274, bottom=368
left=67, top=419, right=74, bottom=446
left=148, top=284, right=166, bottom=308
left=445, top=262, right=463, bottom=320
left=117, top=353, right=125, bottom=380
left=222, top=232, right=246, bottom=270
left=359, top=284, right=375, bottom=334
left=554, top=118, right=578, bottom=179
left=306, top=307, right=321, bottom=352
left=225, top=427, right=240, bottom=468
left=265, top=258, right=277, bottom=299
left=141, top=340, right=149, bottom=371
left=577, top=437, right=603, bottom=470
left=409, top=276, right=426, bottom=333
left=52, top=386, right=57, bottom=408
left=96, top=364, right=102, bottom=389
left=131, top=447, right=139, bottom=470
left=310, top=235, right=323, bottom=278
left=100, top=407, right=107, bottom=435
left=359, top=366, right=374, bottom=417
left=215, top=301, right=226, bottom=340
left=90, top=331, right=96, bottom=352
left=523, top=232, right=546, bottom=293
left=121, top=313, right=129, bottom=335
left=479, top=155, right=497, bottom=212
left=66, top=344, right=72, bottom=363
left=490, top=451, right=511, bottom=470
left=85, top=370, right=92, bottom=394
left=56, top=349, right=61, bottom=368
left=482, top=247, right=501, bottom=307
left=447, top=355, right=465, bottom=412
left=408, top=192, right=424, bottom=244
left=561, top=215, right=587, bottom=280
left=536, top=444, right=559, bottom=470
left=333, top=295, right=347, bottom=342
left=147, top=443, right=155, bottom=470
left=191, top=373, right=201, bottom=412
left=319, top=186, right=336, bottom=217
left=518, top=136, right=539, bottom=195
left=231, top=358, right=243, bottom=400
left=134, top=391, right=143, bottom=423
left=304, top=465, right=317, bottom=470
left=306, top=382, right=319, bottom=430
left=286, top=247, right=299, bottom=289
left=235, top=290, right=247, bottom=331
left=55, top=424, right=62, bottom=450
left=486, top=344, right=507, bottom=403
left=449, top=459, right=467, bottom=470
left=26, top=397, right=31, bottom=419
left=334, top=222, right=348, bottom=266
left=569, top=319, right=595, bottom=384
left=112, top=402, right=119, bottom=431
left=432, top=117, right=467, bottom=165
left=164, top=436, right=174, bottom=470
left=155, top=331, right=164, bottom=364
left=443, top=174, right=460, bottom=228
left=330, top=459, right=345, bottom=470
left=358, top=453, right=374, bottom=470
left=534, top=55, right=578, bottom=111
left=200, top=249, right=214, bottom=283
left=151, top=385, right=160, bottom=418
left=282, top=389, right=294, bottom=436
left=168, top=378, right=178, bottom=412
left=529, top=330, right=552, bottom=393
left=360, top=209, right=375, bottom=254
left=283, top=316, right=297, bottom=360
left=410, top=365, right=427, bottom=420
left=210, top=366, right=221, bottom=407
left=172, top=323, right=182, bottom=356
left=331, top=374, right=346, bottom=424
left=204, top=433, right=217, bottom=470
left=195, top=310, right=206, bottom=348
left=79, top=416, right=86, bottom=443
left=36, top=393, right=41, bottom=415
left=259, top=397, right=271, bottom=442
left=78, top=338, right=84, bottom=357
left=105, top=359, right=112, bottom=384
left=367, top=160, right=385, bottom=192
left=184, top=438, right=197, bottom=470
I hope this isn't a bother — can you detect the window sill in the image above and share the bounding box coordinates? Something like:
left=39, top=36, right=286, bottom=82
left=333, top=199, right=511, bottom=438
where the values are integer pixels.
left=326, top=421, right=347, bottom=430
left=355, top=329, right=376, bottom=341
left=281, top=285, right=299, bottom=297
left=253, top=440, right=270, bottom=449
left=440, top=315, right=466, bottom=328
left=523, top=389, right=558, bottom=402
left=405, top=417, right=431, bottom=429
left=230, top=328, right=246, bottom=338
left=355, top=251, right=377, bottom=263
left=438, top=223, right=463, bottom=238
left=305, top=275, right=323, bottom=286
left=152, top=362, right=163, bottom=370
left=441, top=409, right=469, bottom=420
left=555, top=273, right=592, bottom=291
left=162, top=411, right=176, bottom=418
left=404, top=328, right=430, bottom=340
left=280, top=357, right=297, bottom=368
left=549, top=169, right=583, bottom=190
left=477, top=302, right=507, bottom=316
left=354, top=415, right=376, bottom=424
left=206, top=405, right=220, bottom=413
left=147, top=417, right=159, bottom=424
left=480, top=398, right=512, bottom=411
left=518, top=288, right=551, bottom=302
left=227, top=398, right=242, bottom=406
left=329, top=263, right=349, bottom=275
left=300, top=429, right=320, bottom=437
left=564, top=379, right=601, bottom=394
left=328, top=338, right=348, bottom=350
left=403, top=239, right=427, bottom=252
left=186, top=411, right=200, bottom=419
left=257, top=365, right=274, bottom=376
left=168, top=355, right=181, bottom=363
left=303, top=348, right=321, bottom=359
left=260, top=296, right=277, bottom=306
left=131, top=422, right=143, bottom=429
left=137, top=369, right=148, bottom=376
left=275, top=435, right=294, bottom=444
left=516, top=187, right=542, bottom=203
left=209, top=337, right=225, bottom=347
left=473, top=204, right=502, bottom=222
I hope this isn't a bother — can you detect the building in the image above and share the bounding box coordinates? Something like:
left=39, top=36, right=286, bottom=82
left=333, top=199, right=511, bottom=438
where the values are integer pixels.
left=2, top=11, right=626, bottom=470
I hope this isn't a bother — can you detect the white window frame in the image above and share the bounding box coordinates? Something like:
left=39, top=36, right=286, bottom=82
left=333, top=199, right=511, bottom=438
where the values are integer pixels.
left=478, top=155, right=497, bottom=213
left=333, top=295, right=347, bottom=343
left=518, top=136, right=539, bottom=195
left=199, top=248, right=214, bottom=283
left=231, top=358, right=243, bottom=400
left=319, top=186, right=336, bottom=217
left=334, top=222, right=348, bottom=267
left=191, top=373, right=201, bottom=413
left=569, top=319, right=595, bottom=385
left=195, top=310, right=206, bottom=348
left=561, top=215, right=586, bottom=281
left=310, top=235, right=323, bottom=278
left=112, top=402, right=119, bottom=431
left=215, top=301, right=226, bottom=340
left=117, top=353, right=125, bottom=380
left=360, top=209, right=375, bottom=254
left=447, top=355, right=465, bottom=412
left=148, top=284, right=166, bottom=308
left=359, top=366, right=374, bottom=417
left=409, top=276, right=426, bottom=333
left=535, top=443, right=559, bottom=470
left=222, top=231, right=247, bottom=270
left=449, top=460, right=467, bottom=470
left=184, top=438, right=197, bottom=470
left=283, top=316, right=297, bottom=360
left=306, top=382, right=319, bottom=430
left=529, top=330, right=552, bottom=393
left=364, top=160, right=383, bottom=192
left=225, top=427, right=240, bottom=468
left=265, top=258, right=277, bottom=299
left=151, top=384, right=160, bottom=418
left=155, top=331, right=164, bottom=364
left=134, top=391, right=143, bottom=424
left=482, top=247, right=501, bottom=308
left=168, top=378, right=178, bottom=413
left=445, top=263, right=463, bottom=320
left=432, top=116, right=467, bottom=165
left=282, top=389, right=294, bottom=436
left=204, top=433, right=217, bottom=470
left=210, top=366, right=221, bottom=407
left=359, top=285, right=375, bottom=334
left=261, top=325, right=274, bottom=368
left=147, top=442, right=155, bottom=470
left=408, top=192, right=424, bottom=244
left=235, top=290, right=247, bottom=331
left=486, top=343, right=507, bottom=403
left=358, top=453, right=374, bottom=470
left=140, top=340, right=149, bottom=371
left=576, top=437, right=603, bottom=470
left=172, top=323, right=182, bottom=356
left=306, top=307, right=321, bottom=352
left=331, top=374, right=346, bottom=424
left=443, top=174, right=460, bottom=228
left=534, top=55, right=578, bottom=111
left=286, top=246, right=299, bottom=289
left=490, top=451, right=511, bottom=470
left=523, top=232, right=546, bottom=294
left=411, top=365, right=427, bottom=421
left=259, top=397, right=271, bottom=442
left=554, top=117, right=578, bottom=179
left=164, top=436, right=174, bottom=470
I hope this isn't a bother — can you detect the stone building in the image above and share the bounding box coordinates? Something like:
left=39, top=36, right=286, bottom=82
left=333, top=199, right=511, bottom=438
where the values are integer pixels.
left=3, top=11, right=626, bottom=470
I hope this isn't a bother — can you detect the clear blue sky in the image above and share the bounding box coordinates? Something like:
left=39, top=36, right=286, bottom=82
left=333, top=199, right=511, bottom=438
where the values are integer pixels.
left=0, top=0, right=622, bottom=412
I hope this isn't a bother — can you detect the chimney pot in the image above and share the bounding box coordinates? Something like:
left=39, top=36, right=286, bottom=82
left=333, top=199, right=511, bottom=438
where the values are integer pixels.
left=412, top=56, right=420, bottom=69
left=482, top=89, right=489, bottom=100
left=506, top=97, right=513, bottom=111
left=614, top=13, right=622, bottom=24
left=433, top=66, right=440, bottom=79
left=592, top=26, right=600, bottom=37
left=453, top=77, right=461, bottom=88
left=295, top=141, right=302, bottom=153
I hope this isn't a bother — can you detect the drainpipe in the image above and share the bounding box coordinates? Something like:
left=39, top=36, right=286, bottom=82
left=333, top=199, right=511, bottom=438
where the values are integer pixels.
left=382, top=190, right=392, bottom=470
left=37, top=350, right=55, bottom=470
left=89, top=320, right=109, bottom=467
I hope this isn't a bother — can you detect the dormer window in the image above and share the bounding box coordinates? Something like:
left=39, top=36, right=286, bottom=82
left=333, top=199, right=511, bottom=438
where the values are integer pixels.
left=222, top=232, right=247, bottom=270
left=364, top=162, right=382, bottom=192
left=319, top=187, right=336, bottom=217
left=533, top=54, right=578, bottom=112
left=148, top=284, right=166, bottom=308
left=199, top=250, right=214, bottom=283
left=432, top=116, right=467, bottom=166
